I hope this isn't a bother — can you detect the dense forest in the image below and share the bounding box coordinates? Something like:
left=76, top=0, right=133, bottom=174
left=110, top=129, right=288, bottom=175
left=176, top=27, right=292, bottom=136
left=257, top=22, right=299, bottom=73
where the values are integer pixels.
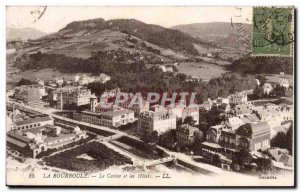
left=16, top=51, right=256, bottom=103
left=227, top=56, right=293, bottom=75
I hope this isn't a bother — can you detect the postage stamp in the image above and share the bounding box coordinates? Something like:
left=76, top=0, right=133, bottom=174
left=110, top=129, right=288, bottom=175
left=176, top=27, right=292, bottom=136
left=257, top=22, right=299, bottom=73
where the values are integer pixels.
left=252, top=7, right=294, bottom=56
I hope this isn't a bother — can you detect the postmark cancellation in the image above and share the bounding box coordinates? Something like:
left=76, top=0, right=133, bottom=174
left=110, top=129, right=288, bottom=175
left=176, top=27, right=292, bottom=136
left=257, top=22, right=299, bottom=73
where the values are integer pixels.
left=252, top=7, right=294, bottom=57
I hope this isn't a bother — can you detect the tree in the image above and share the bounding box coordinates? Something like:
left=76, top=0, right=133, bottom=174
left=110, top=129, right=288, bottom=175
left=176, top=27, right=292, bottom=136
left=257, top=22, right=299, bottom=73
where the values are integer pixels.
left=176, top=73, right=187, bottom=81
left=286, top=125, right=293, bottom=154
left=271, top=132, right=287, bottom=149
left=232, top=149, right=253, bottom=169
left=256, top=74, right=267, bottom=86
left=253, top=85, right=264, bottom=99
left=17, top=78, right=35, bottom=86
left=199, top=122, right=209, bottom=140
left=151, top=131, right=159, bottom=143
left=271, top=124, right=293, bottom=154
left=158, top=129, right=177, bottom=150
left=205, top=105, right=223, bottom=126
left=272, top=85, right=286, bottom=97
left=212, top=154, right=221, bottom=167
left=254, top=158, right=273, bottom=173
left=183, top=116, right=196, bottom=126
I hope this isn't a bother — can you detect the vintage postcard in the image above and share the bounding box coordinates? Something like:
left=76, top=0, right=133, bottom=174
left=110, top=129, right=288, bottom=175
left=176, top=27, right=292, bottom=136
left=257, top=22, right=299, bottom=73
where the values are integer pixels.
left=6, top=6, right=295, bottom=187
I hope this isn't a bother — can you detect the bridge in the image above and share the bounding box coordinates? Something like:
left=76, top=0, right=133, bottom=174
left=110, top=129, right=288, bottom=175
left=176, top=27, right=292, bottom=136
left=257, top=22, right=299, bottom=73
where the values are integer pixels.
left=144, top=157, right=175, bottom=167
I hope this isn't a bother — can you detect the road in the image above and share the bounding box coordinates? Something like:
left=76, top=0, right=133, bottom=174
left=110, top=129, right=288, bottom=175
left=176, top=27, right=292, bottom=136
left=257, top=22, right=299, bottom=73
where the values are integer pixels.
left=8, top=100, right=223, bottom=175
left=9, top=101, right=140, bottom=139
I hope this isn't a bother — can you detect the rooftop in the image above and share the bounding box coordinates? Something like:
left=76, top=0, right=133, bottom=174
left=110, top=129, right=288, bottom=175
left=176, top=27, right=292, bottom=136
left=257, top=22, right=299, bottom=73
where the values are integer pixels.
left=235, top=103, right=252, bottom=113
left=101, top=109, right=134, bottom=117
left=7, top=131, right=32, bottom=143
left=140, top=110, right=174, bottom=119
left=243, top=122, right=270, bottom=137
left=82, top=109, right=134, bottom=117
left=15, top=116, right=52, bottom=126
left=279, top=154, right=293, bottom=167
left=7, top=137, right=27, bottom=148
left=44, top=133, right=76, bottom=143
left=178, top=124, right=198, bottom=133
left=265, top=147, right=289, bottom=161
left=202, top=141, right=223, bottom=149
left=227, top=117, right=244, bottom=125
left=240, top=114, right=260, bottom=123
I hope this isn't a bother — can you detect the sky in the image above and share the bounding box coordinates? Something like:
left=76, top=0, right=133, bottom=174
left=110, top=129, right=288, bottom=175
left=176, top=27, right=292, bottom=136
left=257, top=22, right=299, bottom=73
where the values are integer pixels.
left=6, top=6, right=252, bottom=33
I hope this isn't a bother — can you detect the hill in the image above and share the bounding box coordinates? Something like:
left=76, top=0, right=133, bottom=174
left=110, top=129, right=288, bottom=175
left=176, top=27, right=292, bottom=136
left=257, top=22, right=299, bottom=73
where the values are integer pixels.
left=6, top=27, right=47, bottom=41
left=227, top=56, right=294, bottom=75
left=171, top=22, right=252, bottom=61
left=12, top=18, right=218, bottom=77
left=172, top=22, right=251, bottom=38
left=24, top=18, right=212, bottom=59
left=11, top=18, right=223, bottom=66
left=60, top=18, right=208, bottom=55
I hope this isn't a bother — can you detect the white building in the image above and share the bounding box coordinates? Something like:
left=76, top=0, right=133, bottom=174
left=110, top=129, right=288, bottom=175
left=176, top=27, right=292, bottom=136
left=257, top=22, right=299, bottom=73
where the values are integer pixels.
left=101, top=109, right=135, bottom=127
left=74, top=75, right=80, bottom=82
left=158, top=65, right=173, bottom=73
left=12, top=116, right=54, bottom=131
left=235, top=102, right=253, bottom=116
left=81, top=109, right=135, bottom=128
left=138, top=110, right=176, bottom=139
left=263, top=83, right=273, bottom=95
left=279, top=79, right=289, bottom=89
left=159, top=65, right=167, bottom=72
left=225, top=117, right=245, bottom=130
left=56, top=86, right=92, bottom=109
left=168, top=103, right=199, bottom=125
left=101, top=88, right=121, bottom=99
left=255, top=79, right=260, bottom=86
left=259, top=110, right=282, bottom=129
left=182, top=105, right=199, bottom=125
left=280, top=105, right=294, bottom=122
left=119, top=96, right=150, bottom=115
left=35, top=79, right=44, bottom=86
left=216, top=97, right=230, bottom=105
left=228, top=92, right=247, bottom=105
left=202, top=98, right=213, bottom=111
left=150, top=104, right=166, bottom=112
left=55, top=78, right=64, bottom=86
left=78, top=75, right=90, bottom=85
left=98, top=73, right=111, bottom=83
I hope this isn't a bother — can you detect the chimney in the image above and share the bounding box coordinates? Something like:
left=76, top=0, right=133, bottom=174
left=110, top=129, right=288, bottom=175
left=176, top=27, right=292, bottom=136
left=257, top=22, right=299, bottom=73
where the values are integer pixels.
left=90, top=96, right=98, bottom=113
left=12, top=103, right=16, bottom=123
left=60, top=89, right=63, bottom=110
left=53, top=126, right=61, bottom=136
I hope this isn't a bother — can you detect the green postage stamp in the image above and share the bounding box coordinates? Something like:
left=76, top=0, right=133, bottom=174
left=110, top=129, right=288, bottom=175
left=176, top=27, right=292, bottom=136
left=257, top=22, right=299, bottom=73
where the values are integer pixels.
left=252, top=7, right=294, bottom=56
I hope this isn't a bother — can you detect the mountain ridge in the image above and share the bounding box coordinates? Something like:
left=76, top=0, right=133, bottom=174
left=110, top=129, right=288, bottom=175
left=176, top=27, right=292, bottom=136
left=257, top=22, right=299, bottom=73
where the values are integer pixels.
left=56, top=18, right=211, bottom=55
left=171, top=22, right=252, bottom=51
left=7, top=27, right=47, bottom=41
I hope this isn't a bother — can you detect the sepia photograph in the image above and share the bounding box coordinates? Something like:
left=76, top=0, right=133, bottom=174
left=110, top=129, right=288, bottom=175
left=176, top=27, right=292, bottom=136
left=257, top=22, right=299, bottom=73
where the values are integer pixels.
left=5, top=5, right=295, bottom=187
